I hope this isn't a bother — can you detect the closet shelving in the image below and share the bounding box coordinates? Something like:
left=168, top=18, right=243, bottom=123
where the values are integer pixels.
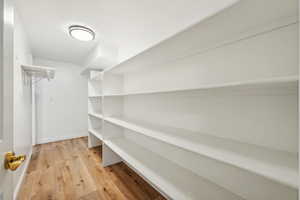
left=88, top=95, right=103, bottom=98
left=104, top=137, right=242, bottom=200
left=87, top=70, right=104, bottom=147
left=88, top=70, right=103, bottom=116
left=102, top=75, right=298, bottom=97
left=81, top=67, right=102, bottom=77
left=88, top=113, right=103, bottom=147
left=88, top=113, right=104, bottom=120
left=88, top=128, right=103, bottom=141
left=84, top=0, right=299, bottom=199
left=103, top=116, right=297, bottom=188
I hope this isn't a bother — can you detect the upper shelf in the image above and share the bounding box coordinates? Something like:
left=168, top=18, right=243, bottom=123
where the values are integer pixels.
left=104, top=116, right=298, bottom=188
left=88, top=95, right=103, bottom=98
left=104, top=0, right=298, bottom=74
left=103, top=75, right=298, bottom=97
left=22, top=64, right=55, bottom=80
left=81, top=67, right=103, bottom=78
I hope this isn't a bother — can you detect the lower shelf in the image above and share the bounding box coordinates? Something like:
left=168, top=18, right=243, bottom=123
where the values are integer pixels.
left=88, top=112, right=104, bottom=120
left=88, top=129, right=103, bottom=140
left=104, top=116, right=298, bottom=188
left=104, top=137, right=243, bottom=200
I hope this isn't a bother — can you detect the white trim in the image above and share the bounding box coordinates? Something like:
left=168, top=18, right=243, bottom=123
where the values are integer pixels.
left=13, top=147, right=32, bottom=200
left=37, top=133, right=88, bottom=144
left=32, top=83, right=36, bottom=146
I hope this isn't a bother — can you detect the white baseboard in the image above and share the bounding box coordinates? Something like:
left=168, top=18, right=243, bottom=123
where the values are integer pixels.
left=13, top=147, right=32, bottom=200
left=38, top=133, right=88, bottom=144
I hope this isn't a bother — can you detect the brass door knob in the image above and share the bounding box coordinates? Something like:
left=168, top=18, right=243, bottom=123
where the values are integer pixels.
left=4, top=152, right=26, bottom=171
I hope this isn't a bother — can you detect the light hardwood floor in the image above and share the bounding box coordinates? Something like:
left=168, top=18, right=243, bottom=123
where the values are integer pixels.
left=17, top=137, right=166, bottom=200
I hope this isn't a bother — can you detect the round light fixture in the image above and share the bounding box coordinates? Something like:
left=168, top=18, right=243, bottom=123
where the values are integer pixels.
left=69, top=25, right=95, bottom=41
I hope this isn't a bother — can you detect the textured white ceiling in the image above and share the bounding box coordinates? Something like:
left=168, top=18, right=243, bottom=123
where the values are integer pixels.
left=15, top=0, right=238, bottom=65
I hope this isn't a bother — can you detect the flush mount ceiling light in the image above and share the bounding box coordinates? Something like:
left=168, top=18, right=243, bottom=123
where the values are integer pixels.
left=69, top=25, right=95, bottom=41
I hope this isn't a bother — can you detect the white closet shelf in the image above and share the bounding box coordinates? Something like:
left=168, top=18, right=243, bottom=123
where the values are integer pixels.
left=89, top=129, right=103, bottom=140
left=104, top=137, right=242, bottom=200
left=103, top=75, right=298, bottom=97
left=88, top=112, right=104, bottom=120
left=103, top=11, right=297, bottom=75
left=81, top=67, right=103, bottom=77
left=104, top=116, right=298, bottom=188
left=88, top=95, right=103, bottom=98
left=91, top=74, right=103, bottom=81
left=89, top=75, right=102, bottom=81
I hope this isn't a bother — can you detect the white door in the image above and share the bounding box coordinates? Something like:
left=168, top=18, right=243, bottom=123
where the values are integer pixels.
left=0, top=0, right=14, bottom=199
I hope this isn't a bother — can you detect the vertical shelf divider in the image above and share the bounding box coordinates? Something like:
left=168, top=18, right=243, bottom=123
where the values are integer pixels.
left=87, top=70, right=103, bottom=148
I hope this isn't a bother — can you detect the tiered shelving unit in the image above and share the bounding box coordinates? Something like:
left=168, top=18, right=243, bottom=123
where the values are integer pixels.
left=87, top=70, right=104, bottom=148
left=84, top=0, right=299, bottom=199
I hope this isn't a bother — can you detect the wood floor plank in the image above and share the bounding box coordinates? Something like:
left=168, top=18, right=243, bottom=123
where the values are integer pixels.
left=17, top=171, right=36, bottom=200
left=119, top=163, right=162, bottom=199
left=26, top=151, right=40, bottom=174
left=51, top=142, right=66, bottom=165
left=105, top=166, right=140, bottom=200
left=17, top=137, right=166, bottom=200
left=78, top=190, right=104, bottom=200
left=76, top=145, right=121, bottom=200
left=26, top=170, right=42, bottom=200
left=41, top=167, right=57, bottom=200
left=56, top=141, right=73, bottom=161
left=69, top=156, right=97, bottom=198
left=36, top=147, right=50, bottom=170
left=110, top=165, right=152, bottom=200
left=60, top=160, right=78, bottom=200
left=30, top=167, right=55, bottom=200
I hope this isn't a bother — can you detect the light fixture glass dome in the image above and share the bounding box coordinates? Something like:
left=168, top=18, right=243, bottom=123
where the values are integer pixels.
left=69, top=25, right=95, bottom=41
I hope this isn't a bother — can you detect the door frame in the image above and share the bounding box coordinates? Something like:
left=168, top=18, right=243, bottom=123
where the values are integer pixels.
left=0, top=0, right=15, bottom=199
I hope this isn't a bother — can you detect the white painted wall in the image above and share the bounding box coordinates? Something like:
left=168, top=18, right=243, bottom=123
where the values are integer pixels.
left=34, top=58, right=88, bottom=144
left=13, top=12, right=33, bottom=197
